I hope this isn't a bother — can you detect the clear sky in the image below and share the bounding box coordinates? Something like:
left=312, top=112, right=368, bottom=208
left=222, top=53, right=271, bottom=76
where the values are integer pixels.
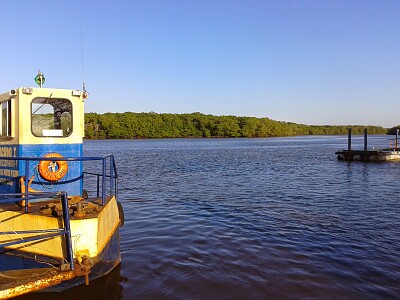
left=0, top=1, right=399, bottom=127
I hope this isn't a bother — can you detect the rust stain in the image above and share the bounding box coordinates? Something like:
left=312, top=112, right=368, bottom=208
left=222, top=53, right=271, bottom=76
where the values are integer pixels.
left=0, top=271, right=75, bottom=299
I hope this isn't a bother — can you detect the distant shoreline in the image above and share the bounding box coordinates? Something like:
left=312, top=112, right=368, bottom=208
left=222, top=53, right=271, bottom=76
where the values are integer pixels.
left=82, top=133, right=388, bottom=140
left=83, top=112, right=390, bottom=139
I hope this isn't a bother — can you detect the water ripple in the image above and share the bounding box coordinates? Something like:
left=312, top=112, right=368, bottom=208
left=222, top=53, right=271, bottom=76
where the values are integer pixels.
left=84, top=137, right=400, bottom=299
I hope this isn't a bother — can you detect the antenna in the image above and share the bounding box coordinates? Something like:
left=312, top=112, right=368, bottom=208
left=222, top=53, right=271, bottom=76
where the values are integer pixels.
left=80, top=26, right=86, bottom=92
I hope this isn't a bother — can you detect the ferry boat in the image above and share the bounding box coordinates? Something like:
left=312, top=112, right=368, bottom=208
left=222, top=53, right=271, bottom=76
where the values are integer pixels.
left=0, top=73, right=123, bottom=298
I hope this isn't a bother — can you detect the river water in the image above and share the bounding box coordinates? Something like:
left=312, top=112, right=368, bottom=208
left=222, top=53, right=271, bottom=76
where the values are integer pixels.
left=19, top=136, right=400, bottom=299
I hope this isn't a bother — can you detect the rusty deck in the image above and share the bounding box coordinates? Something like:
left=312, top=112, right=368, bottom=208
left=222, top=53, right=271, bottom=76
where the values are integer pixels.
left=0, top=196, right=110, bottom=219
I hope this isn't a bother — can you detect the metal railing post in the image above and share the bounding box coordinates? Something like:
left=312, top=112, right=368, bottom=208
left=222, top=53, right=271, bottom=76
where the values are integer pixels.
left=115, top=177, right=118, bottom=201
left=96, top=174, right=100, bottom=197
left=110, top=156, right=114, bottom=196
left=60, top=192, right=74, bottom=271
left=24, top=160, right=29, bottom=213
left=102, top=158, right=106, bottom=205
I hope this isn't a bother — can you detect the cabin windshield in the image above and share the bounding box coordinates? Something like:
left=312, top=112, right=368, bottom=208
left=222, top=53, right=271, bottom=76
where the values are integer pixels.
left=31, top=98, right=73, bottom=137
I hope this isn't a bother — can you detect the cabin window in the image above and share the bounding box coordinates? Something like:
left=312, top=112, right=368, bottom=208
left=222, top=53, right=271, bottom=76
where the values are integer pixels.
left=31, top=98, right=73, bottom=137
left=0, top=100, right=11, bottom=137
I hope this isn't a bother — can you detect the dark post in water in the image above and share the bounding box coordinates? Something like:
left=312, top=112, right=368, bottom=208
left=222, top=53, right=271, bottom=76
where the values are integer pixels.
left=396, top=129, right=399, bottom=149
left=364, top=128, right=368, bottom=161
left=347, top=128, right=352, bottom=161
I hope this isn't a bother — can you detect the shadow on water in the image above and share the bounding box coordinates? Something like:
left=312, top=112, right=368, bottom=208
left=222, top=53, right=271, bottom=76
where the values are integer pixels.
left=14, top=264, right=125, bottom=300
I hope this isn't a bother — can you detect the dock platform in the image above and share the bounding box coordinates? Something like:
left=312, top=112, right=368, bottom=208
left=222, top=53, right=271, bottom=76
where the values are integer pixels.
left=336, top=128, right=400, bottom=162
left=335, top=149, right=400, bottom=161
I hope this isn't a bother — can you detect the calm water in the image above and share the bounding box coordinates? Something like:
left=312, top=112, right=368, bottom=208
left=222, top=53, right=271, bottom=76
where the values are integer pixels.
left=21, top=136, right=400, bottom=299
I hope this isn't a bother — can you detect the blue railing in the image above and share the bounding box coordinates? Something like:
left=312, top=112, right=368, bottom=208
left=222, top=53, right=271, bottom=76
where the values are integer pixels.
left=0, top=155, right=118, bottom=272
left=0, top=191, right=75, bottom=271
left=0, top=155, right=118, bottom=206
left=81, top=155, right=119, bottom=205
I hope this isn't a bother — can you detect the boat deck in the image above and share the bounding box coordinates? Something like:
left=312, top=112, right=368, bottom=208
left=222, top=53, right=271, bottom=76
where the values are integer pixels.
left=0, top=197, right=112, bottom=219
left=0, top=195, right=120, bottom=298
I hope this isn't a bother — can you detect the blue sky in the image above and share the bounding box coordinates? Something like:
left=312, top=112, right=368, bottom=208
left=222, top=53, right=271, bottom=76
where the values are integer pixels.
left=1, top=1, right=399, bottom=127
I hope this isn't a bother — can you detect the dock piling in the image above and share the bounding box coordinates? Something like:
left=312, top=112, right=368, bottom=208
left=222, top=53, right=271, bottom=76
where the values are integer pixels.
left=347, top=128, right=352, bottom=161
left=364, top=128, right=368, bottom=161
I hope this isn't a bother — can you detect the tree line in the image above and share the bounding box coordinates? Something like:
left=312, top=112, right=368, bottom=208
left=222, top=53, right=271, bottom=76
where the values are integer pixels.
left=84, top=112, right=388, bottom=139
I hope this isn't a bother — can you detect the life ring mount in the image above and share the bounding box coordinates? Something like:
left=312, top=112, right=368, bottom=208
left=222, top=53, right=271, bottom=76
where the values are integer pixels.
left=38, top=153, right=68, bottom=182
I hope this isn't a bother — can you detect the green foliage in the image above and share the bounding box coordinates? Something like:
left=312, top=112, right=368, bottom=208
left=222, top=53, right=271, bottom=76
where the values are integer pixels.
left=84, top=112, right=388, bottom=139
left=387, top=126, right=400, bottom=135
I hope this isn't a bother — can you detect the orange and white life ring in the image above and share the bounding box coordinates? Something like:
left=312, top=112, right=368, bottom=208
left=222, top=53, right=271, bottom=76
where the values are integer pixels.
left=38, top=153, right=68, bottom=182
